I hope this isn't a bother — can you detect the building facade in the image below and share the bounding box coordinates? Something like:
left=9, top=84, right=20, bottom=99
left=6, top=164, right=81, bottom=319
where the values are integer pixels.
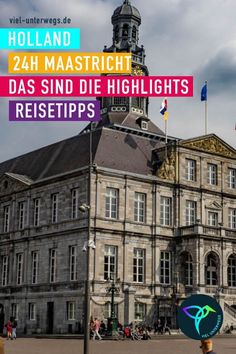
left=0, top=0, right=236, bottom=334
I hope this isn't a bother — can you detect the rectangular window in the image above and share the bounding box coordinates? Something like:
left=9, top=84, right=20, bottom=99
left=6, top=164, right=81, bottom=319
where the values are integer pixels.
left=134, top=192, right=146, bottom=223
left=207, top=164, right=217, bottom=185
left=228, top=168, right=236, bottom=189
left=33, top=198, right=40, bottom=227
left=160, top=197, right=172, bottom=226
left=49, top=249, right=56, bottom=283
left=186, top=159, right=196, bottom=181
left=11, top=303, right=19, bottom=320
left=18, top=202, right=25, bottom=230
left=186, top=200, right=197, bottom=226
left=28, top=303, right=36, bottom=320
left=31, top=251, right=39, bottom=284
left=160, top=251, right=171, bottom=285
left=208, top=212, right=218, bottom=227
left=69, top=246, right=77, bottom=281
left=16, top=253, right=23, bottom=285
left=134, top=303, right=146, bottom=321
left=71, top=189, right=79, bottom=219
left=228, top=208, right=236, bottom=229
left=3, top=205, right=10, bottom=233
left=105, top=188, right=118, bottom=219
left=104, top=245, right=117, bottom=280
left=2, top=256, right=8, bottom=286
left=51, top=194, right=58, bottom=223
left=67, top=301, right=76, bottom=320
left=104, top=302, right=118, bottom=318
left=133, top=248, right=145, bottom=283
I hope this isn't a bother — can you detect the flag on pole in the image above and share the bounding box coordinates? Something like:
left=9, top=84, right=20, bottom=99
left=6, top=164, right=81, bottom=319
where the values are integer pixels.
left=160, top=98, right=168, bottom=120
left=201, top=82, right=207, bottom=101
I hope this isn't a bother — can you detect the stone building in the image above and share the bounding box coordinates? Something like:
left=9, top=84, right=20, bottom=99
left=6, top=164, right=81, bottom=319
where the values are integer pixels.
left=0, top=0, right=236, bottom=334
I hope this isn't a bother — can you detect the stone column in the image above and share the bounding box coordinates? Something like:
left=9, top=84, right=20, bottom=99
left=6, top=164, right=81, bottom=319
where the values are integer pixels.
left=124, top=287, right=136, bottom=325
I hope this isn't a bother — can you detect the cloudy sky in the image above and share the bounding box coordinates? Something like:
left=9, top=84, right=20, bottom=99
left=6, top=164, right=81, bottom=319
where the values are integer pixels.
left=0, top=0, right=235, bottom=162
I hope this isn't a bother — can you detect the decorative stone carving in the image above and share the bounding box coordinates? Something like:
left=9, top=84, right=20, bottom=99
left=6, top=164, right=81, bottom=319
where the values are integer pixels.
left=182, top=137, right=235, bottom=157
left=132, top=65, right=144, bottom=76
left=157, top=151, right=176, bottom=181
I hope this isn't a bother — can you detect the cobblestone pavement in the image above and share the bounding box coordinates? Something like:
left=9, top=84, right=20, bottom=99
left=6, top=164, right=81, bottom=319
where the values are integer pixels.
left=3, top=337, right=236, bottom=354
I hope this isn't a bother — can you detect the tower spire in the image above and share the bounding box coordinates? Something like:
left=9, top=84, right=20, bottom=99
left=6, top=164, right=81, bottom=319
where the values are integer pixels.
left=124, top=0, right=131, bottom=4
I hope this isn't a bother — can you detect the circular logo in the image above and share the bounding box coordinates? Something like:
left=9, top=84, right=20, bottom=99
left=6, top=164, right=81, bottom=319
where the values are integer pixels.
left=177, top=294, right=223, bottom=340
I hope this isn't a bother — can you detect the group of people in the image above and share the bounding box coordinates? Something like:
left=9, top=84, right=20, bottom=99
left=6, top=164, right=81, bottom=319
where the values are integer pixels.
left=5, top=318, right=17, bottom=340
left=153, top=319, right=171, bottom=335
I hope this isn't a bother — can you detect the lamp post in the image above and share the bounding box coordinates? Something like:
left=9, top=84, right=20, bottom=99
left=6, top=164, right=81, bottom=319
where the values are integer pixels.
left=106, top=277, right=120, bottom=335
left=81, top=123, right=94, bottom=354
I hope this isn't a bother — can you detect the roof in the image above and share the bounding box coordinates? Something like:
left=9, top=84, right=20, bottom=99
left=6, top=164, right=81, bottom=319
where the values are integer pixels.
left=98, top=112, right=165, bottom=136
left=0, top=127, right=164, bottom=182
left=112, top=0, right=141, bottom=23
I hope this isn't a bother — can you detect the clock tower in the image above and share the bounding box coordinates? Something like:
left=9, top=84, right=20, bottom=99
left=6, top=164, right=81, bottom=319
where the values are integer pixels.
left=100, top=0, right=150, bottom=126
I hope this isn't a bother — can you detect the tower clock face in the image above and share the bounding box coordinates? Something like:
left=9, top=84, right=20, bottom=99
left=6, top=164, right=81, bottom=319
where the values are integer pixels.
left=132, top=65, right=145, bottom=76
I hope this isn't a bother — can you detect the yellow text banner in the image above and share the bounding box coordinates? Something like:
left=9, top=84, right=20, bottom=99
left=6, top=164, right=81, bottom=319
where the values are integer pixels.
left=8, top=52, right=132, bottom=74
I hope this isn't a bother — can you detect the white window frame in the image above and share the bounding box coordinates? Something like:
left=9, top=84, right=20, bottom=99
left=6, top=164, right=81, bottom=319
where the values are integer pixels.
left=29, top=303, right=36, bottom=320
left=51, top=194, right=58, bottom=223
left=3, top=205, right=10, bottom=233
left=18, top=202, right=25, bottom=230
left=133, top=248, right=145, bottom=283
left=160, top=197, right=172, bottom=226
left=69, top=246, right=77, bottom=281
left=67, top=301, right=76, bottom=320
left=207, top=163, right=217, bottom=185
left=184, top=254, right=193, bottom=286
left=186, top=200, right=197, bottom=226
left=104, top=245, right=117, bottom=280
left=16, top=253, right=23, bottom=285
left=208, top=211, right=218, bottom=227
left=228, top=168, right=236, bottom=189
left=186, top=159, right=196, bottom=181
left=228, top=208, right=236, bottom=229
left=134, top=192, right=146, bottom=223
left=11, top=303, right=19, bottom=321
left=104, top=302, right=118, bottom=318
left=71, top=188, right=79, bottom=219
left=33, top=198, right=40, bottom=227
left=31, top=251, right=39, bottom=284
left=105, top=188, right=118, bottom=219
left=49, top=249, right=56, bottom=283
left=228, top=255, right=236, bottom=287
left=2, top=255, right=8, bottom=286
left=160, top=251, right=171, bottom=285
left=134, top=303, right=146, bottom=321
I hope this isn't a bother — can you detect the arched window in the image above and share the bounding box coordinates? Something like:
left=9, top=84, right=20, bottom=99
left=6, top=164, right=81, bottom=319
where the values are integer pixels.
left=205, top=253, right=218, bottom=286
left=132, top=26, right=137, bottom=40
left=228, top=254, right=236, bottom=287
left=122, top=24, right=129, bottom=37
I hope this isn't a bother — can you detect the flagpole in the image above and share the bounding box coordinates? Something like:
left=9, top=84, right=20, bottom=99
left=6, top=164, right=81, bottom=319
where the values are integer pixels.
left=204, top=80, right=208, bottom=135
left=165, top=118, right=168, bottom=158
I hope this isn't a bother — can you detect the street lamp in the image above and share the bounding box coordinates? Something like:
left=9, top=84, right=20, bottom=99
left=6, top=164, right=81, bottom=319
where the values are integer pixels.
left=106, top=277, right=120, bottom=336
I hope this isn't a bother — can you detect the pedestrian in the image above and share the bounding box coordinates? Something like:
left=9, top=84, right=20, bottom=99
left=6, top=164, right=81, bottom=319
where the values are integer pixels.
left=93, top=318, right=102, bottom=340
left=11, top=319, right=17, bottom=340
left=200, top=339, right=216, bottom=354
left=5, top=320, right=12, bottom=340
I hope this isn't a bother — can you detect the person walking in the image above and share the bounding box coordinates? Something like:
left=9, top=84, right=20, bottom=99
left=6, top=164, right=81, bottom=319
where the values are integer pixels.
left=5, top=320, right=12, bottom=340
left=11, top=319, right=17, bottom=340
left=200, top=339, right=216, bottom=354
left=92, top=318, right=102, bottom=340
